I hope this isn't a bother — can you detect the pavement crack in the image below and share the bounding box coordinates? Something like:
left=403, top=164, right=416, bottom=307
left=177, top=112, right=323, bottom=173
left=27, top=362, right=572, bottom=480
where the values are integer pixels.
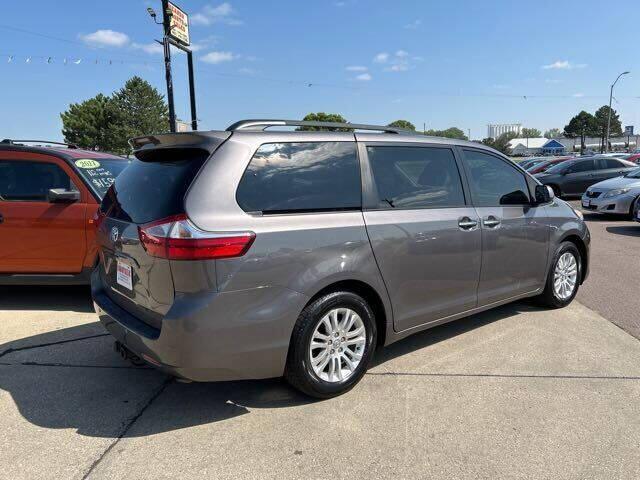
left=0, top=333, right=110, bottom=359
left=81, top=376, right=173, bottom=480
left=367, top=371, right=640, bottom=381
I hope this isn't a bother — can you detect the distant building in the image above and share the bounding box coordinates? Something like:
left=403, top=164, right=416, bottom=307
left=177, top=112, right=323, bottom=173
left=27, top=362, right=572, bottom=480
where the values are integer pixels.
left=487, top=123, right=521, bottom=139
left=508, top=135, right=640, bottom=156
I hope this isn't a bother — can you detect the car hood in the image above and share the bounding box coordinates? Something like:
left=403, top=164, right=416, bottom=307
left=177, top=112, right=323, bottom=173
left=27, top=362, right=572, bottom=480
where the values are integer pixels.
left=589, top=175, right=640, bottom=191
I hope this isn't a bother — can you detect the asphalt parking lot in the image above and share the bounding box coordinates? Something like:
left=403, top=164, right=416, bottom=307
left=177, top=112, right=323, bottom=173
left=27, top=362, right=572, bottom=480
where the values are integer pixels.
left=1, top=204, right=639, bottom=480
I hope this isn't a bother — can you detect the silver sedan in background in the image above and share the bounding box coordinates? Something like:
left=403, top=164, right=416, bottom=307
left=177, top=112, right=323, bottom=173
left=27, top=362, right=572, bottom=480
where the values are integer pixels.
left=582, top=167, right=640, bottom=216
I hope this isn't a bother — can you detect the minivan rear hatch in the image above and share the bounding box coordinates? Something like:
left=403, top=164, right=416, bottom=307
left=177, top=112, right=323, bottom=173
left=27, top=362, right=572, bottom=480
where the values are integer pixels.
left=96, top=132, right=230, bottom=331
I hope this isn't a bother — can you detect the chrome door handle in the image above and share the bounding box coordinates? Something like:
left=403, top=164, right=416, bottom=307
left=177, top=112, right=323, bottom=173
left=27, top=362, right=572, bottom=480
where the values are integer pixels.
left=483, top=216, right=501, bottom=228
left=458, top=217, right=478, bottom=230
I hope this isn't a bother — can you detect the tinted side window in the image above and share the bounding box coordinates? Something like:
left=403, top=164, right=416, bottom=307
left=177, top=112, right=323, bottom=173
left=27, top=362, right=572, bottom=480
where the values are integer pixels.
left=604, top=158, right=623, bottom=169
left=461, top=150, right=530, bottom=206
left=0, top=160, right=75, bottom=202
left=366, top=146, right=465, bottom=209
left=569, top=160, right=595, bottom=172
left=236, top=142, right=361, bottom=214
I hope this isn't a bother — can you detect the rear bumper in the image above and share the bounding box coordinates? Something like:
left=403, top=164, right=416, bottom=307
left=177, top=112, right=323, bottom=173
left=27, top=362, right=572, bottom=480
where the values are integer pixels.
left=91, top=269, right=309, bottom=382
left=580, top=193, right=635, bottom=215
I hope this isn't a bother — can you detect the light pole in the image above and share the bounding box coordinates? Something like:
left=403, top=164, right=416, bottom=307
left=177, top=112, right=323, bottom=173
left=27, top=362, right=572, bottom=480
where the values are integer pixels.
left=147, top=5, right=176, bottom=133
left=605, top=71, right=629, bottom=152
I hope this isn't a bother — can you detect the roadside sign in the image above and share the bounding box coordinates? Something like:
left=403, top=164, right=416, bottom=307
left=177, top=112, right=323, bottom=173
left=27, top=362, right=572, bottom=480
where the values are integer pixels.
left=625, top=125, right=634, bottom=136
left=168, top=2, right=190, bottom=46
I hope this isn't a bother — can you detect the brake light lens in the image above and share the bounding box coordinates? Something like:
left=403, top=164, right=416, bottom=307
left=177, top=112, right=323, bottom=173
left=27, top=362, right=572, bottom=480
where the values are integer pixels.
left=138, top=214, right=255, bottom=260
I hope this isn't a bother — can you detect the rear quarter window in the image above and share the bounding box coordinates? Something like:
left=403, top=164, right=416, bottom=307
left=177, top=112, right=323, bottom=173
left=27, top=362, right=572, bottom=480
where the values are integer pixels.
left=236, top=142, right=361, bottom=214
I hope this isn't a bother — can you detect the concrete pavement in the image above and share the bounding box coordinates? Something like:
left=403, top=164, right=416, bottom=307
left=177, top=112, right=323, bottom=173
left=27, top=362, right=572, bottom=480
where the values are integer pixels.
left=1, top=285, right=639, bottom=479
left=572, top=201, right=640, bottom=339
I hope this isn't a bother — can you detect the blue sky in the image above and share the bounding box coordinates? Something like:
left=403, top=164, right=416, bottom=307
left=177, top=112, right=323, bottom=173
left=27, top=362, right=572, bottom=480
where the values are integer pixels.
left=1, top=0, right=639, bottom=141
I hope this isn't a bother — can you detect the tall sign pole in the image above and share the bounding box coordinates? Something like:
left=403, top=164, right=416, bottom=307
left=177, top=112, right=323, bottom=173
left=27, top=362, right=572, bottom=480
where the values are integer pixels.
left=161, top=0, right=177, bottom=133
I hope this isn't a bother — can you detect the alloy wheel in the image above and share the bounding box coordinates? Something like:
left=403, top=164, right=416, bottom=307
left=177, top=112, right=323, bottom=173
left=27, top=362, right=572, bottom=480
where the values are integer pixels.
left=308, top=308, right=366, bottom=383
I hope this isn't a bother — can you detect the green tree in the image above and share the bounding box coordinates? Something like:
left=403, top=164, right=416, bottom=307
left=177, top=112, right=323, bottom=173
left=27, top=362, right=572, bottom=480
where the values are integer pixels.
left=109, top=76, right=169, bottom=153
left=387, top=119, right=416, bottom=131
left=481, top=131, right=517, bottom=154
left=544, top=128, right=562, bottom=139
left=298, top=112, right=349, bottom=131
left=424, top=127, right=468, bottom=140
left=61, top=76, right=168, bottom=154
left=594, top=105, right=622, bottom=153
left=564, top=111, right=598, bottom=154
left=521, top=127, right=542, bottom=138
left=60, top=94, right=119, bottom=151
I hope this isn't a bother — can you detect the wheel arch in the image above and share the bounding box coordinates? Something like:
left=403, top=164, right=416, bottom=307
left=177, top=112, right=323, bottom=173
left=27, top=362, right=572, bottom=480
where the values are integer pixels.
left=303, top=279, right=390, bottom=348
left=559, top=233, right=588, bottom=284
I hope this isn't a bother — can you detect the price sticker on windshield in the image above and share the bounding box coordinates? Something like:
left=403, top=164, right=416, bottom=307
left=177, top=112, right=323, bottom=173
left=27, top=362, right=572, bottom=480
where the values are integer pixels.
left=75, top=159, right=101, bottom=169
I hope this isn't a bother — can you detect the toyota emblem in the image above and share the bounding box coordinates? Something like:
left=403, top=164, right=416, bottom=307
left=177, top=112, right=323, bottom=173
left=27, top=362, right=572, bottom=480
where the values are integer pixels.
left=110, top=226, right=119, bottom=243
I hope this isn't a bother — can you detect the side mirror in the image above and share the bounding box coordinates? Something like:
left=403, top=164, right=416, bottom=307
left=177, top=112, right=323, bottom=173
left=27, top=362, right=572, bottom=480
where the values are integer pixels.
left=48, top=188, right=80, bottom=203
left=534, top=184, right=554, bottom=204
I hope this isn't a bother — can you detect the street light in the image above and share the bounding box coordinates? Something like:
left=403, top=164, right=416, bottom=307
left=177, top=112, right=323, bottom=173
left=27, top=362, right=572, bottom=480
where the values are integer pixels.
left=605, top=71, right=629, bottom=152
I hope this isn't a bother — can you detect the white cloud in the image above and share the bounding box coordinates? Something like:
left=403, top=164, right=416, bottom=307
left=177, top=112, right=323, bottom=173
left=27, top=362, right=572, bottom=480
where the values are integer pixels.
left=346, top=65, right=368, bottom=72
left=542, top=60, right=587, bottom=70
left=388, top=64, right=409, bottom=72
left=191, top=2, right=243, bottom=26
left=373, top=52, right=390, bottom=63
left=404, top=19, right=422, bottom=29
left=201, top=51, right=235, bottom=64
left=80, top=29, right=129, bottom=48
left=572, top=93, right=584, bottom=97
left=355, top=73, right=372, bottom=81
left=131, top=42, right=163, bottom=55
left=395, top=50, right=409, bottom=58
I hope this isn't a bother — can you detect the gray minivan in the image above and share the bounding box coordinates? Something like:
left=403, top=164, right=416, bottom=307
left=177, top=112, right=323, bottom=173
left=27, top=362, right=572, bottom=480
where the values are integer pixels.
left=92, top=119, right=590, bottom=398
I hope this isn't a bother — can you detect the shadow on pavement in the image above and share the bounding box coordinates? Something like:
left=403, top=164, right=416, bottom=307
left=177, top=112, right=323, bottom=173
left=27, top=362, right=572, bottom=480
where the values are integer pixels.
left=606, top=225, right=640, bottom=237
left=0, top=300, right=540, bottom=438
left=0, top=285, right=93, bottom=312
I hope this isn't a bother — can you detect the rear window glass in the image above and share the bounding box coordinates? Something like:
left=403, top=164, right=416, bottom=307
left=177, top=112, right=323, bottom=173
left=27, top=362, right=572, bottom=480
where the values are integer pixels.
left=101, top=149, right=209, bottom=224
left=236, top=142, right=361, bottom=214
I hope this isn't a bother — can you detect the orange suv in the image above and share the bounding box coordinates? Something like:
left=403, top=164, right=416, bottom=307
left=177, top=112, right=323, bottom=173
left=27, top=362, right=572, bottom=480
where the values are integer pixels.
left=0, top=140, right=130, bottom=284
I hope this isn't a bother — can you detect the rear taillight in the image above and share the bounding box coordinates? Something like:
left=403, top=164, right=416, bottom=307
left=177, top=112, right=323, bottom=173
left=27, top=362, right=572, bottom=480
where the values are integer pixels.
left=138, top=214, right=255, bottom=260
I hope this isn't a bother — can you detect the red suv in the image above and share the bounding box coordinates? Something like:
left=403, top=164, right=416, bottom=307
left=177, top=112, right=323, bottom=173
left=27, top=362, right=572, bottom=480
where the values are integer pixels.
left=0, top=140, right=130, bottom=284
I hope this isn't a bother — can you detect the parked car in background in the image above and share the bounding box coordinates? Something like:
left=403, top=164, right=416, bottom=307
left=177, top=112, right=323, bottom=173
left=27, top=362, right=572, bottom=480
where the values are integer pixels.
left=518, top=157, right=548, bottom=170
left=526, top=156, right=572, bottom=175
left=0, top=140, right=130, bottom=284
left=623, top=153, right=640, bottom=164
left=581, top=167, right=640, bottom=216
left=534, top=156, right=637, bottom=197
left=92, top=119, right=590, bottom=398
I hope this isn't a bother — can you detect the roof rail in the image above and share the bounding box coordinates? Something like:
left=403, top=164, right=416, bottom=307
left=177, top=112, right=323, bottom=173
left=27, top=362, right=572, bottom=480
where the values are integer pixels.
left=1, top=139, right=78, bottom=149
left=226, top=119, right=411, bottom=134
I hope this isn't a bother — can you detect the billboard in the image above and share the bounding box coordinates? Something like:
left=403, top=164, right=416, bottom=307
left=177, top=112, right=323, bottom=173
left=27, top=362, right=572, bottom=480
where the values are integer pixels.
left=625, top=125, right=634, bottom=136
left=168, top=2, right=190, bottom=46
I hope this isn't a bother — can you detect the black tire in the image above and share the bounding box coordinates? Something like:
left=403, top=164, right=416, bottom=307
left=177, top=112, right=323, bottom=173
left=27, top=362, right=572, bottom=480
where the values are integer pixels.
left=284, top=291, right=377, bottom=399
left=628, top=195, right=640, bottom=219
left=536, top=242, right=581, bottom=308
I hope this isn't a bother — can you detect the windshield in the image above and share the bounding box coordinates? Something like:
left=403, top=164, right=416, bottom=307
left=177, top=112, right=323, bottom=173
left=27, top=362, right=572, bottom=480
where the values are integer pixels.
left=624, top=167, right=640, bottom=179
left=544, top=160, right=576, bottom=174
left=527, top=160, right=550, bottom=171
left=73, top=158, right=131, bottom=198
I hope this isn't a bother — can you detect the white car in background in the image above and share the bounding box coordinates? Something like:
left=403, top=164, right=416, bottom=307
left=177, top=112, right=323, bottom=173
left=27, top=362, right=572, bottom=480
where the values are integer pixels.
left=582, top=167, right=640, bottom=216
